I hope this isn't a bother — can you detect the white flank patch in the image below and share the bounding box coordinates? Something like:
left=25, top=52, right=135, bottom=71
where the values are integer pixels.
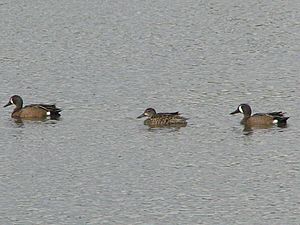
left=238, top=105, right=243, bottom=113
left=273, top=119, right=278, bottom=124
left=46, top=111, right=51, bottom=116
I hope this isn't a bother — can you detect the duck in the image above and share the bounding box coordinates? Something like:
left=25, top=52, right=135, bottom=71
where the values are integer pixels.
left=230, top=103, right=289, bottom=126
left=137, top=108, right=188, bottom=127
left=4, top=95, right=61, bottom=119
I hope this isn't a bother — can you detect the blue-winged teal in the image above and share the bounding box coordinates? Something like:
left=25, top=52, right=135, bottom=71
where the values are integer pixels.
left=137, top=108, right=188, bottom=127
left=230, top=103, right=289, bottom=126
left=4, top=95, right=61, bottom=119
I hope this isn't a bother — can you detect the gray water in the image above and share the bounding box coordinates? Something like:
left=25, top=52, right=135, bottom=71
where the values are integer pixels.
left=0, top=0, right=299, bottom=224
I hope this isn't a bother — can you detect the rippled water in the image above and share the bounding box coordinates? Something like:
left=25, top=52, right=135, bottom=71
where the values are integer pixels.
left=1, top=0, right=299, bottom=224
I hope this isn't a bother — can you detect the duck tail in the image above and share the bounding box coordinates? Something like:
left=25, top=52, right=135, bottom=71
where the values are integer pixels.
left=276, top=116, right=289, bottom=124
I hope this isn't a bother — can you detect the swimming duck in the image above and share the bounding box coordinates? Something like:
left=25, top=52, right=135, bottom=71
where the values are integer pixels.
left=230, top=103, right=289, bottom=126
left=137, top=108, right=188, bottom=127
left=4, top=95, right=61, bottom=119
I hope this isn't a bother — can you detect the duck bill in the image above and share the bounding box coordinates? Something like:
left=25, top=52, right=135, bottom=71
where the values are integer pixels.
left=3, top=101, right=12, bottom=107
left=137, top=113, right=146, bottom=119
left=230, top=108, right=240, bottom=115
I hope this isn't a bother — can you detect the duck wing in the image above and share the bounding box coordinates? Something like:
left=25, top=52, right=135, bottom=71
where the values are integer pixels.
left=156, top=111, right=180, bottom=116
left=253, top=112, right=285, bottom=117
left=252, top=112, right=289, bottom=124
left=25, top=104, right=61, bottom=113
left=266, top=111, right=285, bottom=117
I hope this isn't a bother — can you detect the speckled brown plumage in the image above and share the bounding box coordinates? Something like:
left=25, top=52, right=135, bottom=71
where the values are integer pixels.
left=137, top=108, right=187, bottom=127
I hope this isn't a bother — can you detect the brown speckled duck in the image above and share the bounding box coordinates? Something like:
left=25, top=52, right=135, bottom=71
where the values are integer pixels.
left=137, top=108, right=188, bottom=127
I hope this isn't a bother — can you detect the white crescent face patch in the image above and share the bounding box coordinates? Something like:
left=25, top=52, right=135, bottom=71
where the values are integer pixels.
left=10, top=98, right=14, bottom=104
left=238, top=105, right=243, bottom=113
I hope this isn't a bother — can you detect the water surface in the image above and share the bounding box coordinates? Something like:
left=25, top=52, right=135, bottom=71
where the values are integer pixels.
left=0, top=0, right=299, bottom=224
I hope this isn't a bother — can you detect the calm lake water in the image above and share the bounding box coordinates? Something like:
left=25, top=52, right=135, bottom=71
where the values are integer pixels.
left=1, top=0, right=299, bottom=224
